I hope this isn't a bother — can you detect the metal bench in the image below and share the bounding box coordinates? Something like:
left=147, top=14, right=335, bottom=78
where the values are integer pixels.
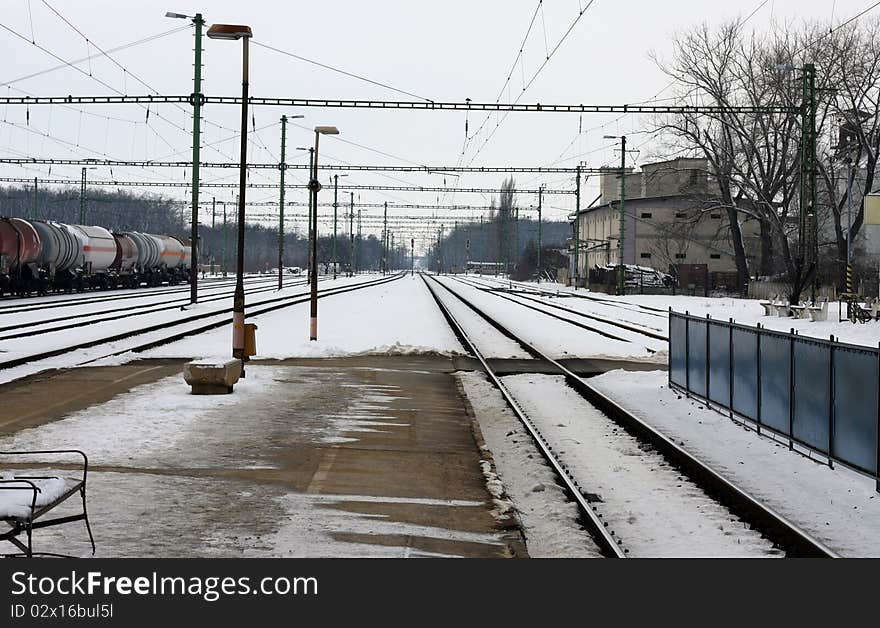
left=773, top=302, right=792, bottom=317
left=1, top=449, right=95, bottom=558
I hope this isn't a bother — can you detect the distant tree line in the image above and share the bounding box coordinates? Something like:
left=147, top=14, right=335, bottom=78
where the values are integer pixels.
left=424, top=177, right=570, bottom=277
left=0, top=185, right=405, bottom=272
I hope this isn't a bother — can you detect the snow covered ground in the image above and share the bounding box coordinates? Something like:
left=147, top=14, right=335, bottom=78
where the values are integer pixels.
left=486, top=277, right=880, bottom=348
left=590, top=369, right=880, bottom=557
left=140, top=274, right=463, bottom=360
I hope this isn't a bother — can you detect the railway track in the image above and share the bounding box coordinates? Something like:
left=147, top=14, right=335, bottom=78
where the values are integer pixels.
left=0, top=277, right=320, bottom=340
left=423, top=273, right=836, bottom=558
left=448, top=275, right=666, bottom=346
left=0, top=273, right=403, bottom=377
left=0, top=275, right=278, bottom=316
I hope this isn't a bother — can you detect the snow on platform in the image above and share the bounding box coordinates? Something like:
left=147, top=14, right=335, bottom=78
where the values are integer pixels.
left=140, top=275, right=463, bottom=360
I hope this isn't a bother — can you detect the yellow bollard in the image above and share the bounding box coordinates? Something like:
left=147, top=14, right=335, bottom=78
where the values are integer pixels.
left=243, top=323, right=258, bottom=359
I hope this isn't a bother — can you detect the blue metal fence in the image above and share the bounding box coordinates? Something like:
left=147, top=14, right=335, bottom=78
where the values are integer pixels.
left=668, top=310, right=880, bottom=491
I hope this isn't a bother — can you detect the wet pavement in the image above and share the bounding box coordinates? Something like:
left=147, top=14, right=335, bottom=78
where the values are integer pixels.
left=0, top=357, right=525, bottom=558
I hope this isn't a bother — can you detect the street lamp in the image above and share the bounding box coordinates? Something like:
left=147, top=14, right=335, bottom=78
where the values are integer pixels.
left=277, top=114, right=305, bottom=290
left=331, top=174, right=349, bottom=279
left=207, top=22, right=253, bottom=367
left=309, top=125, right=339, bottom=341
left=604, top=134, right=627, bottom=295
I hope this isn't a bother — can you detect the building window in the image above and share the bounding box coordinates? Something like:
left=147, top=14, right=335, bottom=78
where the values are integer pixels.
left=640, top=253, right=651, bottom=259
left=675, top=253, right=686, bottom=259
left=675, top=212, right=687, bottom=218
left=710, top=253, right=721, bottom=259
left=640, top=212, right=652, bottom=219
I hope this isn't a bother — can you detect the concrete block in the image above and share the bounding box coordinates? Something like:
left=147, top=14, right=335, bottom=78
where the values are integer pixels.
left=183, top=359, right=242, bottom=394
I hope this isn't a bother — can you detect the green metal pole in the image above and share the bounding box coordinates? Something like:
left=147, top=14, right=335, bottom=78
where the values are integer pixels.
left=32, top=177, right=37, bottom=220
left=357, top=208, right=361, bottom=271
left=79, top=167, right=86, bottom=223
left=574, top=165, right=581, bottom=290
left=349, top=192, right=354, bottom=275
left=223, top=201, right=227, bottom=278
left=189, top=13, right=204, bottom=305
left=618, top=135, right=627, bottom=296
left=211, top=196, right=215, bottom=275
left=278, top=115, right=287, bottom=290
left=306, top=148, right=314, bottom=285
left=333, top=174, right=338, bottom=279
left=537, top=186, right=543, bottom=283
left=383, top=201, right=388, bottom=275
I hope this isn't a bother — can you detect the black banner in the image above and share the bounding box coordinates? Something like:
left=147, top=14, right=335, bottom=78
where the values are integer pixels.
left=0, top=558, right=877, bottom=626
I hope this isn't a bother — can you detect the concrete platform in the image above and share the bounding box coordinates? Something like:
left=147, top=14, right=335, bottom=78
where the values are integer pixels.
left=0, top=357, right=526, bottom=558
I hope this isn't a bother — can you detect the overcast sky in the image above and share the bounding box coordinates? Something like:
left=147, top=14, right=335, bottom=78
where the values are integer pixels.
left=0, top=0, right=869, bottom=250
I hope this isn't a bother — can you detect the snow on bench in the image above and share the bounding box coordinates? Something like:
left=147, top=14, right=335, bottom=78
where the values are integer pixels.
left=0, top=449, right=95, bottom=558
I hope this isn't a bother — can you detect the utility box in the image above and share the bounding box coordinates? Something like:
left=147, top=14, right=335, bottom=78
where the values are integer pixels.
left=244, top=323, right=257, bottom=359
left=243, top=323, right=257, bottom=358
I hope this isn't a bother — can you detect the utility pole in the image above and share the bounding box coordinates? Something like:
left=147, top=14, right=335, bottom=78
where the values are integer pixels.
left=357, top=208, right=361, bottom=271
left=211, top=197, right=216, bottom=276
left=618, top=135, right=627, bottom=296
left=574, top=165, right=581, bottom=290
left=189, top=13, right=204, bottom=305
left=306, top=147, right=314, bottom=285
left=332, top=174, right=339, bottom=279
left=411, top=237, right=414, bottom=276
left=79, top=167, right=86, bottom=223
left=278, top=115, right=287, bottom=290
left=349, top=192, right=355, bottom=275
left=537, top=186, right=543, bottom=283
left=382, top=201, right=388, bottom=275
left=222, top=201, right=228, bottom=277
left=391, top=233, right=395, bottom=270
left=799, top=63, right=818, bottom=302
left=438, top=224, right=443, bottom=274
left=32, top=177, right=37, bottom=220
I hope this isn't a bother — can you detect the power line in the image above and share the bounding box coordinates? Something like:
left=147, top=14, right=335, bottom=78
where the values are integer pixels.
left=252, top=40, right=431, bottom=102
left=0, top=157, right=595, bottom=173
left=0, top=94, right=796, bottom=114
left=0, top=176, right=573, bottom=194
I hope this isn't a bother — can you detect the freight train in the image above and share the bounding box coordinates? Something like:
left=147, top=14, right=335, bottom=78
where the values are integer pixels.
left=0, top=217, right=195, bottom=297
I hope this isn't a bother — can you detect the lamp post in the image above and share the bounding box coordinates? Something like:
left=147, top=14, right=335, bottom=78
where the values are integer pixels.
left=332, top=174, right=348, bottom=279
left=349, top=192, right=355, bottom=276
left=206, top=22, right=252, bottom=366
left=309, top=125, right=340, bottom=341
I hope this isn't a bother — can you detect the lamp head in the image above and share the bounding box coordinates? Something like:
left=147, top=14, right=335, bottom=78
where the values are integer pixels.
left=165, top=12, right=190, bottom=19
left=207, top=24, right=253, bottom=40
left=315, top=126, right=340, bottom=135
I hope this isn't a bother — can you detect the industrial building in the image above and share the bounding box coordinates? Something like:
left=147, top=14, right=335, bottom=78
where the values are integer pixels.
left=572, top=157, right=760, bottom=290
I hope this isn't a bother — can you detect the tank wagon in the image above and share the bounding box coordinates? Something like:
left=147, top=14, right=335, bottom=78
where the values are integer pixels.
left=0, top=216, right=195, bottom=297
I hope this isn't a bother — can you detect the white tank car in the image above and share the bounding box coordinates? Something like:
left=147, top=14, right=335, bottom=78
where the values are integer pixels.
left=32, top=221, right=81, bottom=275
left=151, top=234, right=186, bottom=269
left=125, top=232, right=162, bottom=270
left=69, top=225, right=117, bottom=273
left=173, top=236, right=193, bottom=268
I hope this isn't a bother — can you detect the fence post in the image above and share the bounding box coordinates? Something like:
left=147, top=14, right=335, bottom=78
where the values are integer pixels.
left=756, top=323, right=762, bottom=435
left=728, top=318, right=734, bottom=418
left=789, top=328, right=795, bottom=450
left=705, top=314, right=711, bottom=402
left=685, top=312, right=690, bottom=398
left=828, top=335, right=835, bottom=469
